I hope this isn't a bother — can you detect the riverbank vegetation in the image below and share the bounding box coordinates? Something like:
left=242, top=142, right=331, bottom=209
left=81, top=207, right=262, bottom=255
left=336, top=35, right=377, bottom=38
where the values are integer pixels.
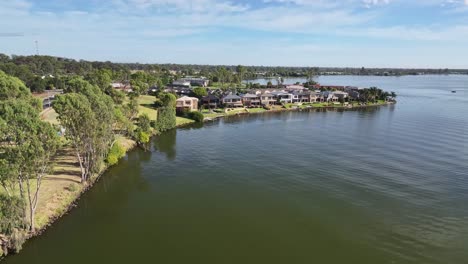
left=0, top=67, right=193, bottom=257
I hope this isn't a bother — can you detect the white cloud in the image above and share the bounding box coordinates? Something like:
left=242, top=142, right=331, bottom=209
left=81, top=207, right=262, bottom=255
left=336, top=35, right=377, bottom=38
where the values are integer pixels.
left=120, top=0, right=249, bottom=13
left=0, top=0, right=467, bottom=67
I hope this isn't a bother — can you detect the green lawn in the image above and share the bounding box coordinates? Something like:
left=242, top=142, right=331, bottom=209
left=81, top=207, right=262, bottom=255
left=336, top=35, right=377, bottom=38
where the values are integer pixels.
left=204, top=113, right=225, bottom=119
left=176, top=117, right=195, bottom=126
left=138, top=105, right=157, bottom=120
left=247, top=108, right=266, bottom=113
left=225, top=108, right=248, bottom=115
left=311, top=102, right=328, bottom=107
left=138, top=95, right=156, bottom=106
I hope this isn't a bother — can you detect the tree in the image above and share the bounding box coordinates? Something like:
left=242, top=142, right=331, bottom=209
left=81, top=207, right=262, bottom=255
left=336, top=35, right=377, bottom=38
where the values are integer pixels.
left=0, top=71, right=34, bottom=101
left=85, top=69, right=112, bottom=91
left=138, top=113, right=151, bottom=134
left=113, top=106, right=133, bottom=136
left=307, top=67, right=319, bottom=82
left=192, top=87, right=207, bottom=99
left=0, top=100, right=60, bottom=231
left=155, top=93, right=176, bottom=132
left=53, top=94, right=99, bottom=183
left=130, top=80, right=148, bottom=96
left=236, top=65, right=246, bottom=84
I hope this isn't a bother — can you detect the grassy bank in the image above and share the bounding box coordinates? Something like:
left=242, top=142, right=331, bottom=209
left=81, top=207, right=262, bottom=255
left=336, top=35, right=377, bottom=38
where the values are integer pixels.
left=34, top=96, right=193, bottom=230
left=0, top=95, right=194, bottom=258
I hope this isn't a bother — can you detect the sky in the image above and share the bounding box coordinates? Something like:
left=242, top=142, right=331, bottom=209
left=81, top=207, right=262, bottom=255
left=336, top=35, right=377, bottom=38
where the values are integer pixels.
left=0, top=0, right=468, bottom=68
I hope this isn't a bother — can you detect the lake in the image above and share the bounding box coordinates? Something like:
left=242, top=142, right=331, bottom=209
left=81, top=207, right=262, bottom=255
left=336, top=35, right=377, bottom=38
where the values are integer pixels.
left=4, top=75, right=468, bottom=264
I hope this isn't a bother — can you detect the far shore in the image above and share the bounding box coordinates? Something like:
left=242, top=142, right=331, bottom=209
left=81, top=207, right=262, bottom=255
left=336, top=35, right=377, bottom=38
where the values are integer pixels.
left=202, top=101, right=395, bottom=121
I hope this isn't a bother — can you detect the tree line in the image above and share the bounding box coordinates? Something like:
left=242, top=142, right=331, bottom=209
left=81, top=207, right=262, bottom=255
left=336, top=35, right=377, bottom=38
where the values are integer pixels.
left=2, top=53, right=463, bottom=95
left=0, top=67, right=178, bottom=256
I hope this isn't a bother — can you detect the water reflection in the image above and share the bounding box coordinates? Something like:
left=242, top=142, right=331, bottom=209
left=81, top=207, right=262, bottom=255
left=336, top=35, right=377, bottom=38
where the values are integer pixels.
left=153, top=129, right=177, bottom=160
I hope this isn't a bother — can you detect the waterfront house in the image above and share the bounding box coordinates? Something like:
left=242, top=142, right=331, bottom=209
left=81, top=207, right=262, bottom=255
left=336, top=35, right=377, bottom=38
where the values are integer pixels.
left=322, top=91, right=338, bottom=102
left=271, top=91, right=293, bottom=104
left=333, top=91, right=349, bottom=101
left=202, top=94, right=221, bottom=109
left=222, top=94, right=243, bottom=108
left=299, top=91, right=317, bottom=103
left=241, top=93, right=261, bottom=107
left=176, top=96, right=199, bottom=112
left=260, top=93, right=276, bottom=105
left=291, top=91, right=300, bottom=103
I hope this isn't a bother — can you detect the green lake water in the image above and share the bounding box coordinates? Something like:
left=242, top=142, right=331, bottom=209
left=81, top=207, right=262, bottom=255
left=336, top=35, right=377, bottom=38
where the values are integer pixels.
left=4, top=75, right=468, bottom=263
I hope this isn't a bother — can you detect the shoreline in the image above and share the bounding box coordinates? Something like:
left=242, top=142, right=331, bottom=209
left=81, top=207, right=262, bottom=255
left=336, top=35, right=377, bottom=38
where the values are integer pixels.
left=0, top=101, right=393, bottom=259
left=203, top=101, right=395, bottom=121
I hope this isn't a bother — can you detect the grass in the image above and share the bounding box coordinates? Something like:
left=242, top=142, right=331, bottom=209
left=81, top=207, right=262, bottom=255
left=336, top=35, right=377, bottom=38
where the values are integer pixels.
left=138, top=105, right=158, bottom=121
left=204, top=113, right=225, bottom=119
left=311, top=102, right=328, bottom=107
left=176, top=117, right=195, bottom=126
left=35, top=136, right=136, bottom=230
left=225, top=108, right=248, bottom=115
left=247, top=108, right=266, bottom=113
left=40, top=108, right=60, bottom=125
left=138, top=95, right=156, bottom=106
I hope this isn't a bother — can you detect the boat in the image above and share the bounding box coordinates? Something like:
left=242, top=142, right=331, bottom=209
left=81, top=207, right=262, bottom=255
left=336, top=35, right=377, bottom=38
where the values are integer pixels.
left=452, top=90, right=456, bottom=93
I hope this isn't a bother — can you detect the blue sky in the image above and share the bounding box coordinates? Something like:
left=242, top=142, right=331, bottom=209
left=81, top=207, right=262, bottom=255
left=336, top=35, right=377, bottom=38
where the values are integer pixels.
left=1, top=0, right=468, bottom=68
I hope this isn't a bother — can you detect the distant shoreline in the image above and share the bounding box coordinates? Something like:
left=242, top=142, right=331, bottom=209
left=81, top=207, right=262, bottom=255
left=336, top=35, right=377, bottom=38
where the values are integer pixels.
left=203, top=101, right=396, bottom=122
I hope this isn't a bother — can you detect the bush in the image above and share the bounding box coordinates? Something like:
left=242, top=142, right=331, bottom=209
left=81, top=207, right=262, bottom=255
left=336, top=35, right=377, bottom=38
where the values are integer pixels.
left=106, top=142, right=126, bottom=166
left=138, top=113, right=151, bottom=133
left=9, top=228, right=27, bottom=254
left=155, top=106, right=176, bottom=132
left=135, top=129, right=150, bottom=144
left=188, top=111, right=204, bottom=122
left=0, top=194, right=26, bottom=236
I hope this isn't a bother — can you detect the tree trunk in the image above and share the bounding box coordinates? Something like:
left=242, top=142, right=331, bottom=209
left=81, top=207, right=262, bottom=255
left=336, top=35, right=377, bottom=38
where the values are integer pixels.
left=76, top=151, right=86, bottom=183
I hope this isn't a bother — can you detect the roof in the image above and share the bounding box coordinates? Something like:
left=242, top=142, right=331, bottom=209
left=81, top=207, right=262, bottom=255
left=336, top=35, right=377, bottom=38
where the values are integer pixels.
left=223, top=94, right=241, bottom=100
left=242, top=93, right=260, bottom=98
left=202, top=94, right=220, bottom=100
left=176, top=96, right=198, bottom=101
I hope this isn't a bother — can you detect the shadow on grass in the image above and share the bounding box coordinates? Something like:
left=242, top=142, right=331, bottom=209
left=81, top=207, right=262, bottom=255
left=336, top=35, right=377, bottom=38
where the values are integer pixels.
left=44, top=176, right=81, bottom=183
left=51, top=169, right=82, bottom=177
left=141, top=104, right=156, bottom=109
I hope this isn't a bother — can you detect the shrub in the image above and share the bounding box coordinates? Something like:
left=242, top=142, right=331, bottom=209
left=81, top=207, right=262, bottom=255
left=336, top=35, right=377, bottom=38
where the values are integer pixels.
left=106, top=142, right=126, bottom=166
left=155, top=106, right=176, bottom=132
left=0, top=194, right=26, bottom=236
left=135, top=129, right=150, bottom=144
left=9, top=228, right=27, bottom=253
left=188, top=111, right=204, bottom=122
left=138, top=113, right=151, bottom=133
